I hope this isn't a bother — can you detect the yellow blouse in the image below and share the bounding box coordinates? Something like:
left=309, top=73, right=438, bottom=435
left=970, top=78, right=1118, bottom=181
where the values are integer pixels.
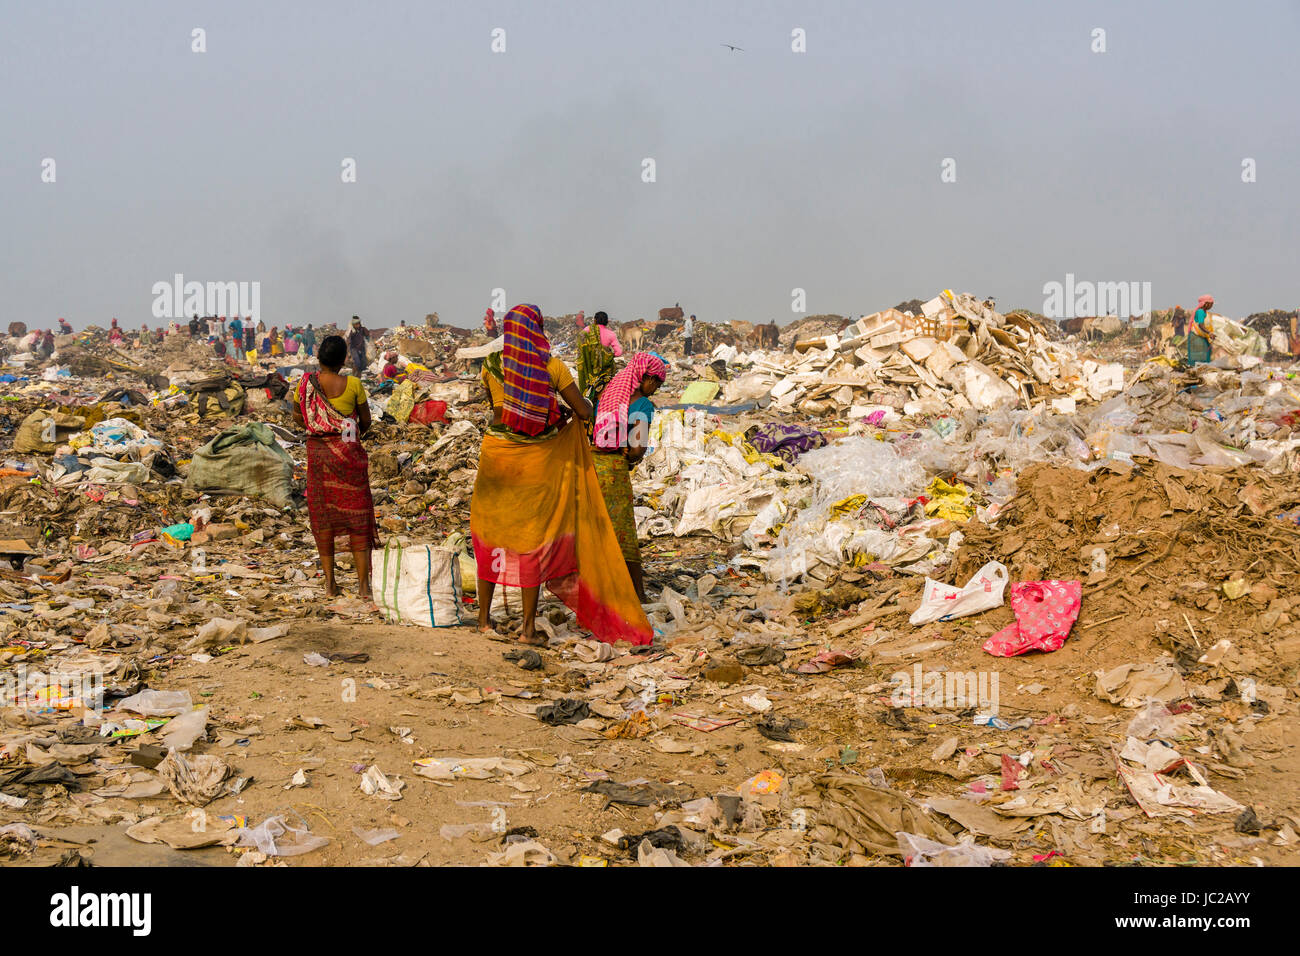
left=297, top=375, right=367, bottom=416
left=481, top=356, right=574, bottom=408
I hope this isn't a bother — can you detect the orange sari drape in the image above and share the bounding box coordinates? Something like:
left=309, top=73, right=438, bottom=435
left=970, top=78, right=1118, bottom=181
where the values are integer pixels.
left=470, top=421, right=652, bottom=645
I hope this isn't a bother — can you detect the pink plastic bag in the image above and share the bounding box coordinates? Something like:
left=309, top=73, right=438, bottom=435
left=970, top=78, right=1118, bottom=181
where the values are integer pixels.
left=982, top=580, right=1081, bottom=657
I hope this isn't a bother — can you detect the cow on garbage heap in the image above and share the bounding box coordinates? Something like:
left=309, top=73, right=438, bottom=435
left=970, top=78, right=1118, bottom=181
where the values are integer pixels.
left=620, top=319, right=646, bottom=352
left=748, top=321, right=779, bottom=350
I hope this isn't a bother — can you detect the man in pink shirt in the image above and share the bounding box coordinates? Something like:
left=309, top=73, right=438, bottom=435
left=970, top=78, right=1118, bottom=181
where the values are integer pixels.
left=577, top=310, right=623, bottom=357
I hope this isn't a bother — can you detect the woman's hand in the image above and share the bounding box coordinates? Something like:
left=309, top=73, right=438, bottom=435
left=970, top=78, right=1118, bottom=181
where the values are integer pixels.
left=559, top=383, right=593, bottom=422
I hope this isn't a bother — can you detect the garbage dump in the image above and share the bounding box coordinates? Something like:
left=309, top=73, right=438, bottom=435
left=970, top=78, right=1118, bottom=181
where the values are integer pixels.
left=1, top=296, right=1298, bottom=869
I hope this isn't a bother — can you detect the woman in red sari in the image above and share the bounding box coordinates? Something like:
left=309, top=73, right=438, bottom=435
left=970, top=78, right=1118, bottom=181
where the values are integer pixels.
left=292, top=335, right=378, bottom=600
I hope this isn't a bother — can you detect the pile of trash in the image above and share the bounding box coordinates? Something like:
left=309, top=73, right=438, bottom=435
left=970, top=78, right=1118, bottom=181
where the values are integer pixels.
left=2, top=293, right=1299, bottom=869
left=374, top=324, right=474, bottom=379
left=708, top=292, right=1127, bottom=418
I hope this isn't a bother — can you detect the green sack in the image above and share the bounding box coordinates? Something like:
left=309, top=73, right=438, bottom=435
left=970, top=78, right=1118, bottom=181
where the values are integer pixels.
left=185, top=422, right=296, bottom=508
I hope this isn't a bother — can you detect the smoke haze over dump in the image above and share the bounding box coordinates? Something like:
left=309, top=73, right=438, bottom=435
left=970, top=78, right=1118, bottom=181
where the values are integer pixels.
left=2, top=0, right=1297, bottom=330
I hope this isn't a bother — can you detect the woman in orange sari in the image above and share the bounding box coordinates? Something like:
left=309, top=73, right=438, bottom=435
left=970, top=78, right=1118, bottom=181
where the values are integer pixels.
left=471, top=304, right=653, bottom=647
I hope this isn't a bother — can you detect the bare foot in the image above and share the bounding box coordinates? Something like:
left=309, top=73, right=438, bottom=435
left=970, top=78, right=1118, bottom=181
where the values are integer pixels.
left=324, top=584, right=341, bottom=598
left=519, top=630, right=547, bottom=646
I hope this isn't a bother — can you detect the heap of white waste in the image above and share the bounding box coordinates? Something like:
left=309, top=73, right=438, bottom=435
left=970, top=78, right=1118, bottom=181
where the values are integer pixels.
left=719, top=291, right=1127, bottom=416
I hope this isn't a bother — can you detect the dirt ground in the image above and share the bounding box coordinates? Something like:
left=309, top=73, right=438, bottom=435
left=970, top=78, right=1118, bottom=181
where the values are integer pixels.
left=11, top=563, right=1297, bottom=866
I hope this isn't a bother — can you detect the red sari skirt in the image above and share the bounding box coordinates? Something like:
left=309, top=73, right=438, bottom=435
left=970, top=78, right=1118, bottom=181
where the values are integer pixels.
left=305, top=435, right=377, bottom=551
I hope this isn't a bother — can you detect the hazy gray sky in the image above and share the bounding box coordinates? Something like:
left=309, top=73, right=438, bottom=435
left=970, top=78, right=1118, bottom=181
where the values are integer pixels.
left=3, top=0, right=1297, bottom=329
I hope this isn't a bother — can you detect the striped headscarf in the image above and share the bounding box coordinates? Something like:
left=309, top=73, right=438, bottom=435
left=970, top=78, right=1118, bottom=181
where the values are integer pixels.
left=595, top=352, right=666, bottom=449
left=501, top=304, right=558, bottom=436
left=597, top=351, right=667, bottom=419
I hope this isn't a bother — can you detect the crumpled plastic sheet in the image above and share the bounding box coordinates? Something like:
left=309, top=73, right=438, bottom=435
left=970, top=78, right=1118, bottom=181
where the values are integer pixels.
left=799, top=437, right=926, bottom=501
left=897, top=831, right=1012, bottom=867
left=236, top=815, right=329, bottom=857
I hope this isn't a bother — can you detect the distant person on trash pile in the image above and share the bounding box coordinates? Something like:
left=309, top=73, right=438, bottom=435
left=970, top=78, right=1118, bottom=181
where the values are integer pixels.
left=380, top=351, right=406, bottom=382
left=347, top=316, right=369, bottom=374
left=262, top=327, right=282, bottom=357
left=682, top=313, right=695, bottom=356
left=284, top=325, right=302, bottom=357
left=37, top=330, right=55, bottom=359
left=484, top=308, right=498, bottom=337
left=471, top=303, right=652, bottom=647
left=229, top=315, right=244, bottom=350
left=1188, top=295, right=1215, bottom=365
left=301, top=323, right=317, bottom=354
left=57, top=317, right=72, bottom=335
left=577, top=309, right=623, bottom=406
left=108, top=320, right=125, bottom=347
left=592, top=351, right=666, bottom=602
left=292, top=334, right=378, bottom=603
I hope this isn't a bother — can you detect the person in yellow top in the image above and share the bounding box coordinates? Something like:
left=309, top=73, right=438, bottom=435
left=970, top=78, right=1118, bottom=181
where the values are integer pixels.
left=300, top=368, right=367, bottom=415
left=480, top=351, right=577, bottom=423
left=292, top=335, right=377, bottom=602
left=470, top=304, right=653, bottom=649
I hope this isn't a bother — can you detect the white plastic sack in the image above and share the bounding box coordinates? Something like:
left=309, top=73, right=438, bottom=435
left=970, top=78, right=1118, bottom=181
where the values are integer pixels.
left=82, top=458, right=151, bottom=485
left=117, top=689, right=193, bottom=716
left=455, top=335, right=504, bottom=360
left=909, top=561, right=1008, bottom=626
left=159, top=707, right=208, bottom=751
left=371, top=542, right=465, bottom=627
left=710, top=344, right=739, bottom=364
